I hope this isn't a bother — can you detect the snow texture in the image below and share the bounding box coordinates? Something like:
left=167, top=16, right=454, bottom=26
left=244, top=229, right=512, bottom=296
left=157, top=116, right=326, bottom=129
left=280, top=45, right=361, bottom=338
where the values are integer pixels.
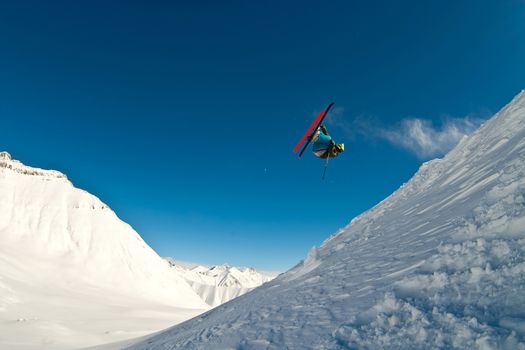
left=124, top=90, right=525, bottom=349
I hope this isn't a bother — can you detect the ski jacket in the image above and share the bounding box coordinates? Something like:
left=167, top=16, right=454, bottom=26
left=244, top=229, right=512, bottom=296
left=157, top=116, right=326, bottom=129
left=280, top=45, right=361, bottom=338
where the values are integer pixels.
left=312, top=129, right=337, bottom=158
left=312, top=130, right=332, bottom=151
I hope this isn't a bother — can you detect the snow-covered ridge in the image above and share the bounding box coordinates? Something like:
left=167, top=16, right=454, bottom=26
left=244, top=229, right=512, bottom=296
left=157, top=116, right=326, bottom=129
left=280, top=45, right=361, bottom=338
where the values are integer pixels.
left=0, top=151, right=68, bottom=180
left=324, top=89, right=525, bottom=248
left=166, top=259, right=278, bottom=307
left=0, top=153, right=209, bottom=349
left=126, top=89, right=525, bottom=349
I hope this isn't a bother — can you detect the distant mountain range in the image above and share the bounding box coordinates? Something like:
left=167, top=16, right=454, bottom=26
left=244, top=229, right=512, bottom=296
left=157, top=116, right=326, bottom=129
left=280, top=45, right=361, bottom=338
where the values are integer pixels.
left=165, top=258, right=279, bottom=307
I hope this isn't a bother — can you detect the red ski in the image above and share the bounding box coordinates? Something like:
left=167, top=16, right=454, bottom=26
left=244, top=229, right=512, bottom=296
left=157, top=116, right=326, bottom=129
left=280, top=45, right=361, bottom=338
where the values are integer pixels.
left=294, top=102, right=335, bottom=157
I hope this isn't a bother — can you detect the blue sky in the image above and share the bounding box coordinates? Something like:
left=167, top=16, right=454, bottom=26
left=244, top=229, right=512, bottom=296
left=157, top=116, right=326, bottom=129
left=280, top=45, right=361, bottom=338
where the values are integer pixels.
left=1, top=1, right=524, bottom=271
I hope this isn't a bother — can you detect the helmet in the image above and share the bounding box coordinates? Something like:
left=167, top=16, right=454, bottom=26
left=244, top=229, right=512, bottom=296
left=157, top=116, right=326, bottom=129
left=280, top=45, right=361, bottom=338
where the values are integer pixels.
left=335, top=143, right=344, bottom=152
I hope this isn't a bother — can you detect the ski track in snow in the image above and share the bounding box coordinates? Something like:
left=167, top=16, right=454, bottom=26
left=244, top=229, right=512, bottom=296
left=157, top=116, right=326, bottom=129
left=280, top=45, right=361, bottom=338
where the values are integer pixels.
left=121, top=90, right=525, bottom=349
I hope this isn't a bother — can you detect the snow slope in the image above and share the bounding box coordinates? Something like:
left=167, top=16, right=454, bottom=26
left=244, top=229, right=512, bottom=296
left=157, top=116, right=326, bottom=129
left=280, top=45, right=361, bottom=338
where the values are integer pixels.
left=126, top=90, right=525, bottom=349
left=165, top=260, right=278, bottom=307
left=0, top=153, right=209, bottom=349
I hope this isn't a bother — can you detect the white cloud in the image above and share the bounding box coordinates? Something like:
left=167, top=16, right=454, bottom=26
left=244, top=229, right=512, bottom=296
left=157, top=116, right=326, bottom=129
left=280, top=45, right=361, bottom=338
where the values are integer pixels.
left=323, top=106, right=485, bottom=159
left=380, top=117, right=483, bottom=159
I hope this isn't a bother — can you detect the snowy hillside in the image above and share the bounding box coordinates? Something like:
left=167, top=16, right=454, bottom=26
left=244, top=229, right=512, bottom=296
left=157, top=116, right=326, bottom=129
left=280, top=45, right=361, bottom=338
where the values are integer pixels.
left=165, top=259, right=278, bottom=307
left=125, top=90, right=525, bottom=349
left=0, top=153, right=209, bottom=349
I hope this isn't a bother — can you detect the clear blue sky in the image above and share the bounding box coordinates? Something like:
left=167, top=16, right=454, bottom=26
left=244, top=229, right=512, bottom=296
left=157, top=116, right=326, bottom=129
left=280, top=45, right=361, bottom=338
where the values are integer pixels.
left=1, top=1, right=524, bottom=271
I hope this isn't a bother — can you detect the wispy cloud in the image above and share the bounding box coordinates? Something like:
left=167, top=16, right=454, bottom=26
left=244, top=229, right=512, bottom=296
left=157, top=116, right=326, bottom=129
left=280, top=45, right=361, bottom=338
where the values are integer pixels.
left=325, top=108, right=485, bottom=159
left=379, top=117, right=483, bottom=159
left=325, top=107, right=379, bottom=141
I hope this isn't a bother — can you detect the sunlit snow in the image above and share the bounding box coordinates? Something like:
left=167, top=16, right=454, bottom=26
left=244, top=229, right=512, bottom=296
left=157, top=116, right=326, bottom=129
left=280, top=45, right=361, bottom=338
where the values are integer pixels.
left=2, top=90, right=525, bottom=350
left=124, top=90, right=525, bottom=349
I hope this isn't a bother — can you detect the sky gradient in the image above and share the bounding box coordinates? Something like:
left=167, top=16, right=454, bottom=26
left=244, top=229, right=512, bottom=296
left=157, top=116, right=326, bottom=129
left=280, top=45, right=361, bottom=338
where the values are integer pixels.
left=1, top=1, right=525, bottom=271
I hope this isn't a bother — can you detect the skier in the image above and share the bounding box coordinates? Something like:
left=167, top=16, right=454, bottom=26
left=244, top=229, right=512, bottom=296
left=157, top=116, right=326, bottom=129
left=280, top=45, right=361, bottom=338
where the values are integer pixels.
left=311, top=124, right=344, bottom=158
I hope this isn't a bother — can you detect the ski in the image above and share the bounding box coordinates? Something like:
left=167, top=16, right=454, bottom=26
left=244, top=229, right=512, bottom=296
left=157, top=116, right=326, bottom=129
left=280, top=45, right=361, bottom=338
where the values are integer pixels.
left=294, top=102, right=335, bottom=158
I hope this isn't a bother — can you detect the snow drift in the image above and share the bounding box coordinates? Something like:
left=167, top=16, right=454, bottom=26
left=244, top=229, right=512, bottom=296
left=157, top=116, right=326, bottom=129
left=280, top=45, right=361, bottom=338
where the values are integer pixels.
left=0, top=153, right=209, bottom=349
left=126, top=90, right=525, bottom=349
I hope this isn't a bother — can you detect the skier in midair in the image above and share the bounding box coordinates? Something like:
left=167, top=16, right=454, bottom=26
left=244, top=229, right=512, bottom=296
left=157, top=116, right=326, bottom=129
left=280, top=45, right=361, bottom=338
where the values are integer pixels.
left=311, top=124, right=344, bottom=158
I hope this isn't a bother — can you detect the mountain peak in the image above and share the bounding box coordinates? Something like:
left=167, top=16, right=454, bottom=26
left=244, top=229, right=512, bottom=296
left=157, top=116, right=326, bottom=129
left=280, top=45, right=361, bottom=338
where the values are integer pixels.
left=167, top=259, right=277, bottom=307
left=0, top=151, right=12, bottom=160
left=0, top=151, right=68, bottom=181
left=0, top=150, right=210, bottom=348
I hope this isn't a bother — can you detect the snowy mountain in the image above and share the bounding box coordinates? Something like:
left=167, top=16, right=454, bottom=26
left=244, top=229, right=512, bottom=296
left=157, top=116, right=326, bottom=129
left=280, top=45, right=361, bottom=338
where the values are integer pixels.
left=0, top=153, right=209, bottom=349
left=165, top=259, right=278, bottom=307
left=125, top=90, right=525, bottom=349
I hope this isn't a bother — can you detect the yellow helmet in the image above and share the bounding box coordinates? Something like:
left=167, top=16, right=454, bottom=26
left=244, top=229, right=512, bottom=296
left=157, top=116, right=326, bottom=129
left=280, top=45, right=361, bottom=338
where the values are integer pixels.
left=335, top=143, right=344, bottom=152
